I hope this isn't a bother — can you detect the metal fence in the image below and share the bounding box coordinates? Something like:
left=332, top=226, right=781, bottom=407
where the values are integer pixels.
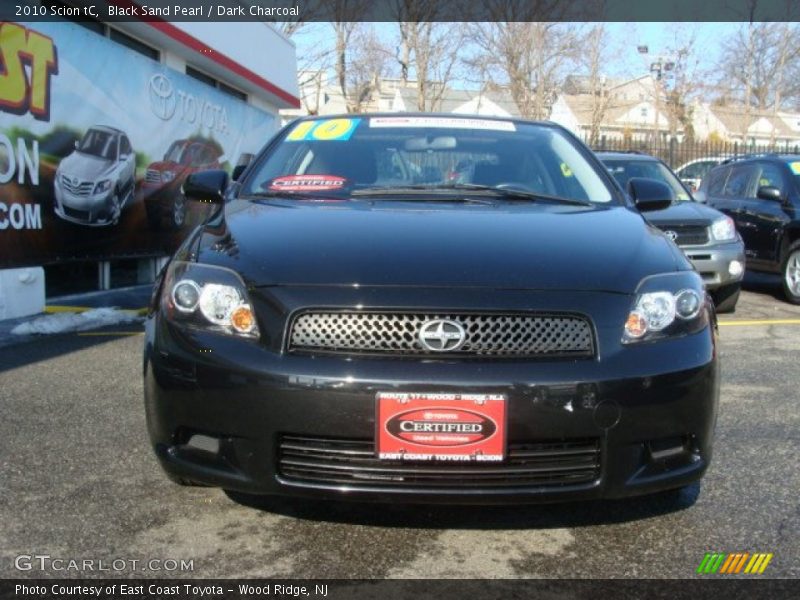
left=584, top=136, right=800, bottom=170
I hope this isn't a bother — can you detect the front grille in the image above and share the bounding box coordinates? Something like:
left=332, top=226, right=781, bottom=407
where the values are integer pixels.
left=278, top=435, right=601, bottom=489
left=61, top=175, right=93, bottom=196
left=288, top=312, right=595, bottom=358
left=145, top=169, right=161, bottom=183
left=657, top=224, right=709, bottom=246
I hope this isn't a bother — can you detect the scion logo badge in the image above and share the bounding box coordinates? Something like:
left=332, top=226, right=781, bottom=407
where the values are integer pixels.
left=664, top=230, right=679, bottom=242
left=148, top=74, right=176, bottom=120
left=418, top=319, right=466, bottom=352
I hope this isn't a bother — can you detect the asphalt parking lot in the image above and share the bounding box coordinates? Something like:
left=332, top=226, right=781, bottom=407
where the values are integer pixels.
left=1, top=275, right=798, bottom=579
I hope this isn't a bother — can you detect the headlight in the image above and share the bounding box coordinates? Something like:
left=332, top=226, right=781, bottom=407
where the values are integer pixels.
left=622, top=272, right=709, bottom=344
left=93, top=179, right=112, bottom=194
left=710, top=216, right=736, bottom=241
left=162, top=170, right=175, bottom=182
left=162, top=261, right=259, bottom=339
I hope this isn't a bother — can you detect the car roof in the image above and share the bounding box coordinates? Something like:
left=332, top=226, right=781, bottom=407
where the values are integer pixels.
left=87, top=125, right=125, bottom=135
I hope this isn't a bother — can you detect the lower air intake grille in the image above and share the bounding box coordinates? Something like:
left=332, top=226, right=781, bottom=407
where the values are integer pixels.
left=288, top=312, right=595, bottom=358
left=278, top=435, right=601, bottom=489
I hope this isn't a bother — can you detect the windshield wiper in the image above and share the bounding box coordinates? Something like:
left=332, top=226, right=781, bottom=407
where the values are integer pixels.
left=352, top=183, right=594, bottom=206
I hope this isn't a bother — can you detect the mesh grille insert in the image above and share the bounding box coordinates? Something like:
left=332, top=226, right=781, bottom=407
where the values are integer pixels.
left=278, top=435, right=602, bottom=489
left=288, top=312, right=595, bottom=358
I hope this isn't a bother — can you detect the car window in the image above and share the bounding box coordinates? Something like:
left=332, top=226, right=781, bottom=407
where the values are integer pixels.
left=602, top=158, right=691, bottom=201
left=704, top=166, right=729, bottom=196
left=77, top=129, right=117, bottom=161
left=120, top=136, right=131, bottom=156
left=678, top=161, right=711, bottom=179
left=244, top=117, right=616, bottom=203
left=722, top=165, right=756, bottom=198
left=755, top=162, right=785, bottom=194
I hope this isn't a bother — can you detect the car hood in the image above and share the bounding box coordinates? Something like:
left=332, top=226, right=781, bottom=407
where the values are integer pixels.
left=643, top=200, right=723, bottom=227
left=147, top=160, right=184, bottom=172
left=58, top=152, right=115, bottom=181
left=194, top=199, right=685, bottom=293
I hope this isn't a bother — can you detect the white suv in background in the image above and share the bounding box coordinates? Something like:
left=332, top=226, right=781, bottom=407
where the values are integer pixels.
left=54, top=125, right=136, bottom=226
left=674, top=157, right=726, bottom=192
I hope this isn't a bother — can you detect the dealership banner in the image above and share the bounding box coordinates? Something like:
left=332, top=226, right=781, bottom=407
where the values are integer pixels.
left=0, top=19, right=276, bottom=267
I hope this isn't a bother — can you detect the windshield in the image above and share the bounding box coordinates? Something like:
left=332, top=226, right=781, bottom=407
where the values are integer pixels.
left=602, top=158, right=691, bottom=202
left=243, top=116, right=615, bottom=204
left=164, top=141, right=186, bottom=163
left=77, top=129, right=117, bottom=161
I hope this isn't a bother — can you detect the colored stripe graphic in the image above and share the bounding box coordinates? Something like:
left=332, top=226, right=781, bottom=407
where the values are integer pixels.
left=699, top=552, right=772, bottom=575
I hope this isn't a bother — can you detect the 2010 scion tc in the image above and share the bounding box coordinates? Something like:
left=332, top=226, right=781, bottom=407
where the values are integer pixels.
left=143, top=114, right=720, bottom=505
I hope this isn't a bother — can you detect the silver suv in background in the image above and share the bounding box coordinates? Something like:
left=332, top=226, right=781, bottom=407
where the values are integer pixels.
left=54, top=125, right=136, bottom=226
left=599, top=152, right=746, bottom=312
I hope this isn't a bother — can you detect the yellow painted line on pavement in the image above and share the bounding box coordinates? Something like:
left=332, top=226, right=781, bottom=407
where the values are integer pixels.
left=718, top=318, right=800, bottom=326
left=45, top=305, right=91, bottom=313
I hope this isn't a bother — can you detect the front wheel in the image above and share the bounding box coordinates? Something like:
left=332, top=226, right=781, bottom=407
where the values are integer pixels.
left=171, top=194, right=187, bottom=230
left=782, top=243, right=800, bottom=304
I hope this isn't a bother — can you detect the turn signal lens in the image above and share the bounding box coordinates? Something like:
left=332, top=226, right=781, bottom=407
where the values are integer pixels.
left=624, top=312, right=648, bottom=339
left=230, top=305, right=256, bottom=334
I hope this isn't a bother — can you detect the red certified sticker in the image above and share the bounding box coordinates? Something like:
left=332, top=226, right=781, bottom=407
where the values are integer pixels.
left=376, top=393, right=506, bottom=462
left=268, top=174, right=346, bottom=191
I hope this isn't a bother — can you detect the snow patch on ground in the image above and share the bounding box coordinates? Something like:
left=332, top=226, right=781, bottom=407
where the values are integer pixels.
left=11, top=308, right=143, bottom=335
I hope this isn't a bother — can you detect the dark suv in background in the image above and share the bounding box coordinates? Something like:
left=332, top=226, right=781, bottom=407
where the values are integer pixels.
left=696, top=155, right=800, bottom=304
left=598, top=152, right=745, bottom=312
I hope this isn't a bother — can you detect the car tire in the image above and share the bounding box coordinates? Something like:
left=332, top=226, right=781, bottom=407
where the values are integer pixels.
left=171, top=194, right=187, bottom=230
left=781, top=242, right=800, bottom=304
left=109, top=189, right=122, bottom=225
left=711, top=283, right=740, bottom=314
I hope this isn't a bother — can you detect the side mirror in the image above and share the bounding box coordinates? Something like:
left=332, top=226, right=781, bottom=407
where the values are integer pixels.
left=627, top=177, right=675, bottom=212
left=74, top=140, right=79, bottom=149
left=756, top=185, right=784, bottom=202
left=182, top=170, right=228, bottom=205
left=693, top=189, right=707, bottom=204
left=231, top=164, right=247, bottom=181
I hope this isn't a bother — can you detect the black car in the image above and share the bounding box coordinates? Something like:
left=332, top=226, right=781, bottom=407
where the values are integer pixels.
left=695, top=154, right=800, bottom=304
left=598, top=152, right=745, bottom=313
left=144, top=114, right=719, bottom=505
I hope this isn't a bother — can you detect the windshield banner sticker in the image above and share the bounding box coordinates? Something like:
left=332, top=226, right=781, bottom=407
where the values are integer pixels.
left=790, top=162, right=800, bottom=175
left=369, top=116, right=516, bottom=132
left=286, top=118, right=361, bottom=142
left=268, top=174, right=347, bottom=191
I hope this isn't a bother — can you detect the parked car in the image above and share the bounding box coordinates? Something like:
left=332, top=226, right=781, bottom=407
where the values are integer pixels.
left=143, top=139, right=222, bottom=230
left=54, top=125, right=135, bottom=226
left=598, top=152, right=745, bottom=312
left=674, top=157, right=726, bottom=191
left=697, top=154, right=800, bottom=304
left=144, top=114, right=719, bottom=506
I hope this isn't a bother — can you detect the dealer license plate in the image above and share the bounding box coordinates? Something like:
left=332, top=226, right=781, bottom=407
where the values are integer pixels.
left=376, top=393, right=506, bottom=462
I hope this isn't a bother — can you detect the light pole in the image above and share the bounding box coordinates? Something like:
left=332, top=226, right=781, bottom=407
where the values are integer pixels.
left=637, top=45, right=674, bottom=145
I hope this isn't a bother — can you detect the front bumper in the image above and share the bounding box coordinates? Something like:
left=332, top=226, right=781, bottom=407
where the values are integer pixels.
left=681, top=240, right=745, bottom=290
left=144, top=288, right=720, bottom=504
left=54, top=178, right=115, bottom=226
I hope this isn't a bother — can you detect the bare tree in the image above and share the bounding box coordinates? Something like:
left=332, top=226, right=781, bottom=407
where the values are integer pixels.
left=715, top=22, right=800, bottom=112
left=469, top=2, right=582, bottom=119
left=581, top=24, right=614, bottom=145
left=345, top=26, right=393, bottom=112
left=393, top=1, right=464, bottom=111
